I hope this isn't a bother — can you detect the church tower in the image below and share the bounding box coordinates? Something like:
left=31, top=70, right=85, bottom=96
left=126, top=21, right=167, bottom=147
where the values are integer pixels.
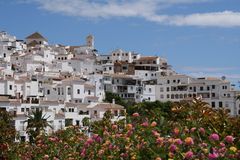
left=86, top=35, right=94, bottom=48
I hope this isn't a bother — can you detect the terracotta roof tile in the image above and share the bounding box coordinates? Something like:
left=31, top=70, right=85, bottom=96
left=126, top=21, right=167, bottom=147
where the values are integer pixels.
left=26, top=32, right=47, bottom=41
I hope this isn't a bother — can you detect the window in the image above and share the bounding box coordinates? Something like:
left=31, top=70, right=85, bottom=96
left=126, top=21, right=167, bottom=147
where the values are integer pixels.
left=58, top=88, right=61, bottom=95
left=21, top=108, right=24, bottom=112
left=88, top=90, right=91, bottom=95
left=26, top=108, right=29, bottom=112
left=200, top=87, right=204, bottom=91
left=167, top=80, right=170, bottom=84
left=69, top=108, right=74, bottom=112
left=149, top=88, right=152, bottom=92
left=114, top=110, right=118, bottom=116
left=76, top=120, right=80, bottom=126
left=3, top=53, right=6, bottom=57
left=211, top=93, right=215, bottom=97
left=94, top=110, right=97, bottom=115
left=77, top=89, right=80, bottom=94
left=212, top=85, right=215, bottom=89
left=167, top=87, right=169, bottom=92
left=160, top=95, right=164, bottom=99
left=222, top=86, right=227, bottom=90
left=109, top=67, right=112, bottom=70
left=145, top=73, right=148, bottom=76
left=219, top=101, right=223, bottom=108
left=47, top=89, right=50, bottom=95
left=67, top=87, right=71, bottom=95
left=207, top=86, right=210, bottom=90
left=75, top=100, right=78, bottom=103
left=160, top=87, right=164, bottom=92
left=9, top=85, right=12, bottom=90
left=212, top=102, right=215, bottom=108
left=173, top=80, right=176, bottom=83
left=167, top=94, right=170, bottom=98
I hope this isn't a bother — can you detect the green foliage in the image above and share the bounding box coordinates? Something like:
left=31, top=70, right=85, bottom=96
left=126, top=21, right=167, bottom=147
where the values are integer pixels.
left=0, top=110, right=16, bottom=158
left=104, top=92, right=129, bottom=107
left=26, top=109, right=52, bottom=143
left=3, top=99, right=240, bottom=159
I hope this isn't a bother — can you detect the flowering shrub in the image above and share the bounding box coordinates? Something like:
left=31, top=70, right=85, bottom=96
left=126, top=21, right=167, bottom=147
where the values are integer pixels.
left=2, top=99, right=240, bottom=159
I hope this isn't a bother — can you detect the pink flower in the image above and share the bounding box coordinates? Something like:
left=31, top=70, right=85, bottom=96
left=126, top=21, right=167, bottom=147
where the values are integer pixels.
left=173, top=128, right=180, bottom=135
left=174, top=138, right=183, bottom=145
left=141, top=122, right=149, bottom=127
left=81, top=148, right=86, bottom=157
left=185, top=151, right=193, bottom=159
left=209, top=133, right=220, bottom=141
left=152, top=130, right=160, bottom=137
left=225, top=135, right=234, bottom=143
left=151, top=121, right=157, bottom=127
left=219, top=142, right=225, bottom=147
left=169, top=144, right=177, bottom=152
left=190, top=127, right=196, bottom=132
left=112, top=124, right=118, bottom=130
left=200, top=142, right=208, bottom=148
left=132, top=112, right=139, bottom=117
left=43, top=155, right=49, bottom=159
left=156, top=137, right=164, bottom=144
left=84, top=138, right=94, bottom=146
left=208, top=152, right=219, bottom=159
left=199, top=127, right=205, bottom=134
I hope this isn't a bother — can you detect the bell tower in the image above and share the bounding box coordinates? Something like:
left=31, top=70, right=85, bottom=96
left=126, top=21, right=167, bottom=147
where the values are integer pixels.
left=86, top=35, right=94, bottom=48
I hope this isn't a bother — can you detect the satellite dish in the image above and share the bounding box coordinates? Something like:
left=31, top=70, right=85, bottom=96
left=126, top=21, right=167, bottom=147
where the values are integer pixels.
left=221, top=76, right=226, bottom=80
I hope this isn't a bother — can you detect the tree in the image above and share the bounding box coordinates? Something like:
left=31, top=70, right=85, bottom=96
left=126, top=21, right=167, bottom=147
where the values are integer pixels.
left=82, top=117, right=90, bottom=127
left=0, top=110, right=16, bottom=158
left=104, top=92, right=128, bottom=107
left=26, top=109, right=52, bottom=143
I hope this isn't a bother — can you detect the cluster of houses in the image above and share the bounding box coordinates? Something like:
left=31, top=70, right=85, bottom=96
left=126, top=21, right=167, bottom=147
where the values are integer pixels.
left=0, top=31, right=239, bottom=141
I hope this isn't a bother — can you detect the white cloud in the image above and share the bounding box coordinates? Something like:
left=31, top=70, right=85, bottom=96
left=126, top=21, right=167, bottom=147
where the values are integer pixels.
left=23, top=0, right=240, bottom=27
left=168, top=11, right=240, bottom=27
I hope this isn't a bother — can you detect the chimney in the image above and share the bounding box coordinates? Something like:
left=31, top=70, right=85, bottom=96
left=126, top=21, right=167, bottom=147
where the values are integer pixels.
left=112, top=99, right=115, bottom=104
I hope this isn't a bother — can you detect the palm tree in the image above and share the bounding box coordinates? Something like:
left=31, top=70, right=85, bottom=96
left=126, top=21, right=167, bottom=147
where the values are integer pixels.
left=25, top=109, right=52, bottom=143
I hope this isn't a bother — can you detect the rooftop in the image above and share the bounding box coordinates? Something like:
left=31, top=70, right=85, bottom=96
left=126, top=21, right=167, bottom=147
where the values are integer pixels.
left=26, top=32, right=48, bottom=41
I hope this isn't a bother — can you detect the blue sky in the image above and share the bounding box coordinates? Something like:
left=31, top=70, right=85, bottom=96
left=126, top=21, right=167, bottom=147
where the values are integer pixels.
left=0, top=0, right=240, bottom=86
